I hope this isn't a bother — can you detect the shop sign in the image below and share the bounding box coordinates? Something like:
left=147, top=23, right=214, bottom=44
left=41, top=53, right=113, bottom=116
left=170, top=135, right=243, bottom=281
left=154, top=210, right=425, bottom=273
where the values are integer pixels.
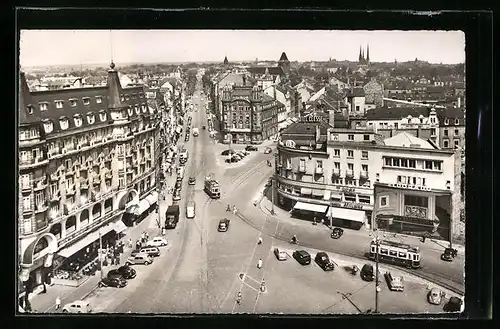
left=340, top=187, right=355, bottom=194
left=341, top=202, right=364, bottom=210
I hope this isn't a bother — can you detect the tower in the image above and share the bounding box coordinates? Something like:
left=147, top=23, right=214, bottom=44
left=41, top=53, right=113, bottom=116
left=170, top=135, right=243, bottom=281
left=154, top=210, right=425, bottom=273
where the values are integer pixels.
left=358, top=46, right=363, bottom=62
left=223, top=56, right=229, bottom=65
left=278, top=52, right=290, bottom=74
left=366, top=44, right=370, bottom=64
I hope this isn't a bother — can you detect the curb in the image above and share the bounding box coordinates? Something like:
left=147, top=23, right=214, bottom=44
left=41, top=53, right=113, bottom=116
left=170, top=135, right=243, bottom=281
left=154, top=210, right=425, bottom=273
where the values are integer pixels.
left=81, top=283, right=100, bottom=300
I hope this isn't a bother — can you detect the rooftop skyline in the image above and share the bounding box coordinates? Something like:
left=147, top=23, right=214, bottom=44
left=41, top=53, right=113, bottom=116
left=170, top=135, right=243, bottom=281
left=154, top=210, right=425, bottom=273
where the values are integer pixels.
left=19, top=30, right=465, bottom=68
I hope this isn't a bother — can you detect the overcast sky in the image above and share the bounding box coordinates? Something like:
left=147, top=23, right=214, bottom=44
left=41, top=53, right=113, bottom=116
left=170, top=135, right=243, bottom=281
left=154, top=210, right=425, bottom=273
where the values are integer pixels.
left=19, top=30, right=465, bottom=67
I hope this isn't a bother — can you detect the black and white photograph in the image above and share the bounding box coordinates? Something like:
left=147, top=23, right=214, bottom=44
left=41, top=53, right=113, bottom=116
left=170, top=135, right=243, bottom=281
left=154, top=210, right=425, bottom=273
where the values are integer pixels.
left=17, top=28, right=467, bottom=315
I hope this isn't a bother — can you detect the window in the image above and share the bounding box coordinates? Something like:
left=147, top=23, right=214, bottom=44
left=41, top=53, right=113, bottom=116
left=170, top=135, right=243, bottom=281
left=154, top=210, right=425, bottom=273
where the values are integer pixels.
left=65, top=159, right=72, bottom=169
left=444, top=119, right=449, bottom=125
left=455, top=118, right=460, bottom=125
left=348, top=134, right=354, bottom=141
left=358, top=195, right=371, bottom=203
left=95, top=96, right=102, bottom=104
left=39, top=102, right=48, bottom=111
left=454, top=140, right=460, bottom=148
left=404, top=195, right=428, bottom=207
left=70, top=99, right=77, bottom=107
left=299, top=158, right=305, bottom=167
left=420, top=118, right=423, bottom=124
left=74, top=116, right=83, bottom=127
left=43, top=121, right=53, bottom=133
left=83, top=98, right=90, bottom=105
left=422, top=178, right=426, bottom=186
left=135, top=106, right=140, bottom=114
left=380, top=196, right=388, bottom=207
left=334, top=162, right=340, bottom=169
left=433, top=161, right=442, bottom=171
left=316, top=160, right=323, bottom=168
left=59, top=117, right=69, bottom=130
left=344, top=194, right=356, bottom=202
left=389, top=250, right=398, bottom=257
left=392, top=158, right=400, bottom=167
left=385, top=157, right=392, bottom=166
left=431, top=128, right=436, bottom=136
left=399, top=252, right=407, bottom=258
left=409, top=159, right=416, bottom=168
left=361, top=151, right=368, bottom=159
left=87, top=113, right=95, bottom=124
left=362, top=164, right=368, bottom=172
left=394, top=123, right=399, bottom=129
left=355, top=106, right=360, bottom=111
left=23, top=196, right=31, bottom=210
left=27, top=105, right=34, bottom=114
left=99, top=112, right=107, bottom=122
left=55, top=100, right=63, bottom=109
left=347, top=150, right=354, bottom=158
left=444, top=129, right=449, bottom=136
left=380, top=248, right=388, bottom=255
left=425, top=161, right=433, bottom=169
left=333, top=149, right=340, bottom=157
left=347, top=163, right=354, bottom=170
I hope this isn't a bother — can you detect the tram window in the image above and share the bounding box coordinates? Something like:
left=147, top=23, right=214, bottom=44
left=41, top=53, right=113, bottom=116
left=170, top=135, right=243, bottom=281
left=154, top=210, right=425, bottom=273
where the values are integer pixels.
left=371, top=246, right=376, bottom=253
left=399, top=252, right=407, bottom=258
left=412, top=254, right=418, bottom=261
left=380, top=248, right=388, bottom=255
left=389, top=250, right=398, bottom=257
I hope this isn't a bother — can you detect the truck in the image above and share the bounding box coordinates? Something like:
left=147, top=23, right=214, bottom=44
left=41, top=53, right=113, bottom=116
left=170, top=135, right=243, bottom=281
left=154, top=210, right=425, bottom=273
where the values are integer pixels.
left=204, top=173, right=220, bottom=199
left=192, top=128, right=199, bottom=137
left=164, top=205, right=180, bottom=229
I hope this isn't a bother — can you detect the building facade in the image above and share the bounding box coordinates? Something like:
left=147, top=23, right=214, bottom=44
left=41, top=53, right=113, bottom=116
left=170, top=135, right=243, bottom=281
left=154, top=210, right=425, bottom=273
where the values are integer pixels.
left=18, top=63, right=160, bottom=293
left=435, top=107, right=465, bottom=150
left=274, top=119, right=458, bottom=237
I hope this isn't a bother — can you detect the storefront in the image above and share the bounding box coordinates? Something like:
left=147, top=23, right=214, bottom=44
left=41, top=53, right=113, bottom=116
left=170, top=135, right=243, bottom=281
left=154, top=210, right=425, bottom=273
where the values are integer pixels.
left=122, top=198, right=151, bottom=226
left=325, top=206, right=366, bottom=230
left=291, top=201, right=328, bottom=221
left=145, top=191, right=159, bottom=212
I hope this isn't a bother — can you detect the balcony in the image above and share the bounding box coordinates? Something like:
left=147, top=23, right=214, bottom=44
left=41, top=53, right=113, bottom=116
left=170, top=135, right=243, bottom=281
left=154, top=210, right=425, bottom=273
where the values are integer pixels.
left=105, top=172, right=113, bottom=180
left=48, top=147, right=60, bottom=157
left=35, top=201, right=48, bottom=213
left=92, top=176, right=101, bottom=186
left=314, top=167, right=324, bottom=175
left=65, top=168, right=75, bottom=177
left=298, top=166, right=306, bottom=173
left=49, top=191, right=61, bottom=203
left=50, top=173, right=59, bottom=182
left=80, top=178, right=89, bottom=190
left=34, top=177, right=48, bottom=191
left=346, top=170, right=354, bottom=178
left=360, top=171, right=369, bottom=179
left=66, top=184, right=76, bottom=196
left=21, top=183, right=31, bottom=193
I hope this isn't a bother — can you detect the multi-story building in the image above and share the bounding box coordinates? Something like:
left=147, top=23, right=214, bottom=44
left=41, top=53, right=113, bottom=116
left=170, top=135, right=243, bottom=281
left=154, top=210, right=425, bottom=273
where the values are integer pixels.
left=275, top=119, right=458, bottom=239
left=435, top=107, right=465, bottom=150
left=18, top=62, right=160, bottom=293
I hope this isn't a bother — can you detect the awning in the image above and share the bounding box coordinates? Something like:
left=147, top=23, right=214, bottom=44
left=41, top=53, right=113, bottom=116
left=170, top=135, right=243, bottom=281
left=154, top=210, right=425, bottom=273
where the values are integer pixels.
left=323, top=190, right=331, bottom=201
left=145, top=192, right=159, bottom=206
left=57, top=223, right=115, bottom=258
left=300, top=188, right=312, bottom=195
left=113, top=221, right=128, bottom=234
left=134, top=199, right=151, bottom=216
left=293, top=202, right=328, bottom=213
left=326, top=207, right=366, bottom=223
left=312, top=189, right=324, bottom=197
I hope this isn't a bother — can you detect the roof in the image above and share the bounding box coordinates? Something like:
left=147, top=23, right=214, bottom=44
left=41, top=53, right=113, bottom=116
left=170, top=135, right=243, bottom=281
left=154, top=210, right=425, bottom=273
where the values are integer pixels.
left=19, top=72, right=37, bottom=125
left=281, top=121, right=329, bottom=137
left=218, top=73, right=245, bottom=87
left=435, top=107, right=465, bottom=125
left=454, top=81, right=465, bottom=89
left=247, top=66, right=285, bottom=76
left=384, top=132, right=435, bottom=149
left=279, top=52, right=289, bottom=62
left=366, top=107, right=430, bottom=120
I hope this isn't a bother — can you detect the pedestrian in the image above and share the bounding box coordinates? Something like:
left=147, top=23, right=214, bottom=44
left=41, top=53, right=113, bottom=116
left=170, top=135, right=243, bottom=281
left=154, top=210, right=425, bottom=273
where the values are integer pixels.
left=55, top=296, right=61, bottom=310
left=236, top=291, right=242, bottom=305
left=260, top=279, right=266, bottom=292
left=232, top=205, right=237, bottom=215
left=257, top=258, right=263, bottom=269
left=258, top=237, right=263, bottom=245
left=320, top=218, right=325, bottom=226
left=128, top=238, right=133, bottom=249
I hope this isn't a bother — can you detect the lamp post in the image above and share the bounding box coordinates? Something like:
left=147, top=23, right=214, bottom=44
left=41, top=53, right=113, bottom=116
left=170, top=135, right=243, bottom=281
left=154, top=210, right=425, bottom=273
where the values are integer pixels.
left=98, top=229, right=104, bottom=280
left=328, top=200, right=333, bottom=230
left=270, top=176, right=275, bottom=215
left=374, top=236, right=380, bottom=313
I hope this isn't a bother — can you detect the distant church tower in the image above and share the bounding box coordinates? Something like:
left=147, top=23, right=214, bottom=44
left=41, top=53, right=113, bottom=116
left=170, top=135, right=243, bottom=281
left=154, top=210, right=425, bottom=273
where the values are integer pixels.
left=278, top=52, right=290, bottom=74
left=358, top=45, right=370, bottom=65
left=223, top=56, right=229, bottom=65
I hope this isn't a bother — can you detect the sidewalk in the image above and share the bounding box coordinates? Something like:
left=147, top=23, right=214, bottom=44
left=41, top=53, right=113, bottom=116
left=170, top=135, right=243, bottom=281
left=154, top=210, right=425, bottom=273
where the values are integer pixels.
left=257, top=194, right=465, bottom=254
left=28, top=163, right=179, bottom=313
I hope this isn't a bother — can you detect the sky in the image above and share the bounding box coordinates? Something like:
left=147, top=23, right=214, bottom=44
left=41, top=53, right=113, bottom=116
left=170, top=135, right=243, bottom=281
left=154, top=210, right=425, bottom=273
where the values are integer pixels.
left=19, top=30, right=465, bottom=67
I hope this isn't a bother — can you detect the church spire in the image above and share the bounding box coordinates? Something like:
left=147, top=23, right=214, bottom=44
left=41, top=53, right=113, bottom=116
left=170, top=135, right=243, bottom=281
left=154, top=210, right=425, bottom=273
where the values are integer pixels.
left=107, top=61, right=126, bottom=109
left=366, top=44, right=370, bottom=63
left=358, top=46, right=363, bottom=62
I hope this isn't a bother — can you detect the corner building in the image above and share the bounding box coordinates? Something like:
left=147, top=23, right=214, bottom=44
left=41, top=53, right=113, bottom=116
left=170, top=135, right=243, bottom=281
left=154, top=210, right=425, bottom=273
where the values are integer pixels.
left=18, top=63, right=160, bottom=291
left=275, top=119, right=458, bottom=240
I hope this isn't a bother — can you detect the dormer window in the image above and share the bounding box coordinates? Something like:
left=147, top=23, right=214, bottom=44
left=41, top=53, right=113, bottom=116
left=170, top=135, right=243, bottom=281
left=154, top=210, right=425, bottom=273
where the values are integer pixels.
left=121, top=95, right=125, bottom=101
left=39, top=102, right=48, bottom=111
left=99, top=111, right=107, bottom=122
left=444, top=118, right=449, bottom=125
left=125, top=94, right=130, bottom=101
left=455, top=118, right=460, bottom=125
left=95, top=96, right=103, bottom=104
left=139, top=93, right=144, bottom=98
left=127, top=107, right=133, bottom=116
left=55, top=100, right=64, bottom=109
left=42, top=120, right=53, bottom=133
left=74, top=114, right=83, bottom=127
left=59, top=117, right=69, bottom=130
left=69, top=99, right=78, bottom=107
left=142, top=104, right=147, bottom=113
left=26, top=105, right=34, bottom=114
left=135, top=105, right=140, bottom=114
left=83, top=97, right=90, bottom=105
left=86, top=113, right=95, bottom=124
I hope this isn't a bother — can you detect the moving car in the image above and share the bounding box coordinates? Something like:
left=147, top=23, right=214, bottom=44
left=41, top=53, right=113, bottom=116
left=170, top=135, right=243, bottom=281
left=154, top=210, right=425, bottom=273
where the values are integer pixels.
left=146, top=237, right=168, bottom=247
left=245, top=145, right=258, bottom=151
left=274, top=247, right=287, bottom=261
left=125, top=254, right=154, bottom=266
left=192, top=128, right=199, bottom=137
left=384, top=271, right=404, bottom=291
left=314, top=252, right=334, bottom=271
left=99, top=276, right=127, bottom=288
left=440, top=248, right=454, bottom=262
left=62, top=300, right=92, bottom=313
left=186, top=201, right=196, bottom=219
left=264, top=147, right=272, bottom=154
left=360, top=264, right=375, bottom=281
left=172, top=190, right=181, bottom=201
left=188, top=177, right=196, bottom=185
left=427, top=288, right=444, bottom=305
left=292, top=250, right=311, bottom=265
left=218, top=218, right=230, bottom=232
left=165, top=205, right=180, bottom=229
left=330, top=227, right=344, bottom=239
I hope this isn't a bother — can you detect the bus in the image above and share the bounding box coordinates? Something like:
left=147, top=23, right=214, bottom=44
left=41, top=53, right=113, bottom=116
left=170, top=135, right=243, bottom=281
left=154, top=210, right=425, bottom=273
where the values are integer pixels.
left=368, top=239, right=421, bottom=269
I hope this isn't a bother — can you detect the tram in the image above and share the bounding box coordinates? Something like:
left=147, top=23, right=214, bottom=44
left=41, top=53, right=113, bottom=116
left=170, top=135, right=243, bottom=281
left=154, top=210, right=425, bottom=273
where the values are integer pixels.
left=368, top=239, right=421, bottom=269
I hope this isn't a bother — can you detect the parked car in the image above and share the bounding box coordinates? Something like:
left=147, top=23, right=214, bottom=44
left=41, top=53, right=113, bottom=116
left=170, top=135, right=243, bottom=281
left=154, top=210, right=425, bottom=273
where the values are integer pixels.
left=330, top=227, right=344, bottom=239
left=225, top=157, right=239, bottom=163
left=146, top=237, right=168, bottom=247
left=135, top=246, right=161, bottom=257
left=114, top=265, right=137, bottom=279
left=274, top=247, right=287, bottom=261
left=126, top=254, right=154, bottom=266
left=292, top=250, right=311, bottom=265
left=233, top=155, right=242, bottom=161
left=221, top=149, right=235, bottom=156
left=236, top=151, right=246, bottom=158
left=384, top=271, right=404, bottom=291
left=245, top=145, right=258, bottom=151
left=218, top=218, right=230, bottom=232
left=188, top=177, right=196, bottom=185
left=172, top=190, right=181, bottom=201
left=315, top=252, right=334, bottom=271
left=360, top=264, right=375, bottom=281
left=175, top=180, right=182, bottom=190
left=444, top=296, right=463, bottom=312
left=99, top=276, right=127, bottom=288
left=428, top=288, right=444, bottom=305
left=264, top=147, right=272, bottom=154
left=62, top=300, right=92, bottom=313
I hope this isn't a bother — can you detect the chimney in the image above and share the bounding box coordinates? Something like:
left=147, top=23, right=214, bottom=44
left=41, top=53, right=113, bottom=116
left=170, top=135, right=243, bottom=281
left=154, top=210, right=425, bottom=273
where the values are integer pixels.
left=106, top=61, right=126, bottom=109
left=273, top=86, right=277, bottom=99
left=328, top=110, right=335, bottom=127
left=417, top=126, right=422, bottom=138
